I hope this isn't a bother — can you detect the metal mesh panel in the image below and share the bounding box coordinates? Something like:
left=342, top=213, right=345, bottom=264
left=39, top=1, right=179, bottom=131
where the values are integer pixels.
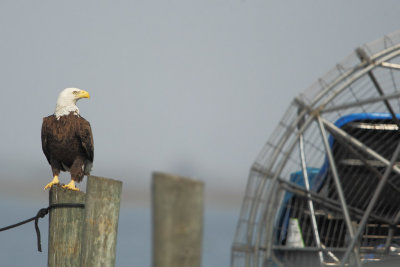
left=232, top=30, right=400, bottom=267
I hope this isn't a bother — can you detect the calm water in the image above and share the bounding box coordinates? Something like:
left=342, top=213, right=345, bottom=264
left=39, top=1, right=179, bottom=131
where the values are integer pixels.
left=0, top=197, right=238, bottom=266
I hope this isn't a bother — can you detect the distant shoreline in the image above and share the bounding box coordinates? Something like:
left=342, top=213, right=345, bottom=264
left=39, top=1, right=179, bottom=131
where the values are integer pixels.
left=0, top=179, right=244, bottom=209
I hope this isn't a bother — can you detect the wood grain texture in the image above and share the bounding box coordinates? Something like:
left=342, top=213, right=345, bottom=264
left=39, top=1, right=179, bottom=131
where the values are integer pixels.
left=80, top=176, right=122, bottom=267
left=152, top=172, right=204, bottom=267
left=48, top=185, right=85, bottom=267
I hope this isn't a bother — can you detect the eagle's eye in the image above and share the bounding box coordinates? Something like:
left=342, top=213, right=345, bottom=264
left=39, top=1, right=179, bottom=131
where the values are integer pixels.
left=72, top=91, right=79, bottom=95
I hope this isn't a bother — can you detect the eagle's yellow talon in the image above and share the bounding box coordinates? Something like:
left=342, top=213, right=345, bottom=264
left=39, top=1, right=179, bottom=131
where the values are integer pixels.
left=44, top=175, right=59, bottom=190
left=62, top=180, right=80, bottom=191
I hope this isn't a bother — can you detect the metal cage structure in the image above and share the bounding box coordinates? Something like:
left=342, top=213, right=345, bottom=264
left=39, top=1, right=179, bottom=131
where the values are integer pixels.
left=231, top=30, right=400, bottom=267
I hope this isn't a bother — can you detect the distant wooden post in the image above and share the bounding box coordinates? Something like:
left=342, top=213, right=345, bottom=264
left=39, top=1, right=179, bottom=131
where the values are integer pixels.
left=80, top=176, right=123, bottom=267
left=48, top=185, right=85, bottom=267
left=152, top=172, right=204, bottom=267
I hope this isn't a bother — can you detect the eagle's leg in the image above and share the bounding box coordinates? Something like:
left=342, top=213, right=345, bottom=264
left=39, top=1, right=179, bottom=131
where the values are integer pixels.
left=62, top=158, right=84, bottom=191
left=44, top=175, right=60, bottom=190
left=62, top=180, right=79, bottom=191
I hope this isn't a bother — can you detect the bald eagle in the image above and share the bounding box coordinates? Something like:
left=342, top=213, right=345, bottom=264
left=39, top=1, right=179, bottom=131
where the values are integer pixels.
left=41, top=88, right=94, bottom=191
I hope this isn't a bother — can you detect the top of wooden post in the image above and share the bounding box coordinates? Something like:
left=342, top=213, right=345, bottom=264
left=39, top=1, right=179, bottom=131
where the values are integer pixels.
left=152, top=171, right=204, bottom=186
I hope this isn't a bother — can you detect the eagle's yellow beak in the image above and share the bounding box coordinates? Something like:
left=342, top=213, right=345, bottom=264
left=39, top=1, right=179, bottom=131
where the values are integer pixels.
left=78, top=90, right=90, bottom=99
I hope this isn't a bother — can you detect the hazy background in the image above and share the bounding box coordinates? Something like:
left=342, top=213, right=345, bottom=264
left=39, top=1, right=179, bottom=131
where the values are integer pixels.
left=1, top=0, right=399, bottom=201
left=0, top=1, right=399, bottom=266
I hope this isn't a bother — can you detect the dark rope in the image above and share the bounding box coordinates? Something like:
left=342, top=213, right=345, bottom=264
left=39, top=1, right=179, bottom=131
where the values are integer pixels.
left=0, top=203, right=85, bottom=252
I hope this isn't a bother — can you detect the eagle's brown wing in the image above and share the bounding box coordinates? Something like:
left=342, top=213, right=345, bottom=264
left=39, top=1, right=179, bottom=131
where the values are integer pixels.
left=78, top=117, right=94, bottom=162
left=41, top=116, right=52, bottom=164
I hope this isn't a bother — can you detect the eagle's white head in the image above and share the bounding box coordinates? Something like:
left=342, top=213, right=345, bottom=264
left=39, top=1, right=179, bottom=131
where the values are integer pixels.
left=54, top=88, right=90, bottom=119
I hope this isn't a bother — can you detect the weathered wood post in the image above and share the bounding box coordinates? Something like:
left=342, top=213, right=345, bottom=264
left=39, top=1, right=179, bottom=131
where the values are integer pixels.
left=152, top=172, right=204, bottom=267
left=48, top=185, right=85, bottom=267
left=80, top=175, right=122, bottom=267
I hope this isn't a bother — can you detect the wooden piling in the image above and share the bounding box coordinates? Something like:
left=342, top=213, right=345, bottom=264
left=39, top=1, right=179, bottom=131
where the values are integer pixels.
left=80, top=176, right=122, bottom=267
left=48, top=185, right=85, bottom=267
left=152, top=172, right=204, bottom=267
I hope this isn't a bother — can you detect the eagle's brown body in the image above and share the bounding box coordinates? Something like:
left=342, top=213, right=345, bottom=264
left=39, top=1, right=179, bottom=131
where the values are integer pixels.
left=41, top=112, right=94, bottom=183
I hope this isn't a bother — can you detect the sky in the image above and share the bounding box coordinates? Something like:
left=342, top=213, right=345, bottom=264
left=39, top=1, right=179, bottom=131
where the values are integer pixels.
left=0, top=1, right=399, bottom=202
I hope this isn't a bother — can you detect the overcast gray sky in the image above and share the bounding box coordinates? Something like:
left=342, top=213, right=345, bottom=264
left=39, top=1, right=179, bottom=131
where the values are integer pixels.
left=0, top=1, right=399, bottom=199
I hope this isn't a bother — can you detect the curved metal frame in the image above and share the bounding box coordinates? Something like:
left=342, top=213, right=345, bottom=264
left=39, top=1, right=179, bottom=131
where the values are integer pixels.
left=232, top=30, right=400, bottom=267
